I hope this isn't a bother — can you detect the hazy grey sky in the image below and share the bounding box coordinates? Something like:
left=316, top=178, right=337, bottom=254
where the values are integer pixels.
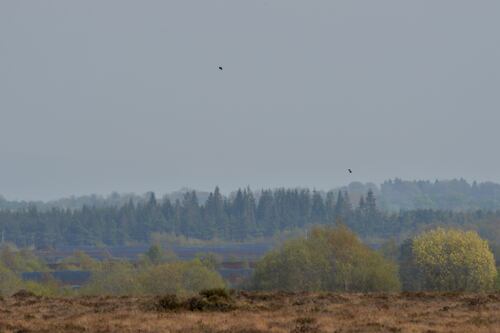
left=1, top=1, right=499, bottom=200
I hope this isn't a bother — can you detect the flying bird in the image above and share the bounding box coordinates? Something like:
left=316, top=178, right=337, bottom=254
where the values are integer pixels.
left=348, top=169, right=352, bottom=174
left=218, top=66, right=223, bottom=70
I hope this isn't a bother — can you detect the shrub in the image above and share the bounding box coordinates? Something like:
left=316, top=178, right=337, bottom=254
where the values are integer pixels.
left=252, top=226, right=400, bottom=292
left=156, top=294, right=182, bottom=311
left=0, top=246, right=48, bottom=272
left=0, top=264, right=22, bottom=296
left=187, top=289, right=235, bottom=312
left=59, top=251, right=101, bottom=271
left=23, top=280, right=60, bottom=297
left=402, top=228, right=498, bottom=291
left=80, top=259, right=226, bottom=296
left=291, top=317, right=320, bottom=333
left=80, top=261, right=143, bottom=296
left=199, top=288, right=230, bottom=300
left=12, top=289, right=36, bottom=298
left=140, top=260, right=225, bottom=296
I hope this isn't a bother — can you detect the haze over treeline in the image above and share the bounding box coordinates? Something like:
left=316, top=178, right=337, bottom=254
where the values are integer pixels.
left=1, top=180, right=499, bottom=266
left=2, top=178, right=500, bottom=212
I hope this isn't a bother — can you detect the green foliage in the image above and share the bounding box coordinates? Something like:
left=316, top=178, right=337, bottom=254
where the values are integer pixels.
left=23, top=280, right=60, bottom=297
left=404, top=228, right=498, bottom=291
left=398, top=239, right=423, bottom=291
left=80, top=260, right=142, bottom=296
left=156, top=294, right=183, bottom=311
left=139, top=259, right=225, bottom=296
left=253, top=238, right=327, bottom=292
left=195, top=252, right=220, bottom=270
left=182, top=259, right=227, bottom=292
left=0, top=246, right=48, bottom=272
left=59, top=251, right=101, bottom=271
left=0, top=254, right=66, bottom=297
left=379, top=239, right=399, bottom=262
left=154, top=289, right=233, bottom=312
left=145, top=244, right=163, bottom=265
left=81, top=258, right=225, bottom=296
left=137, top=245, right=178, bottom=268
left=199, top=288, right=230, bottom=300
left=186, top=289, right=234, bottom=312
left=0, top=263, right=22, bottom=296
left=253, top=226, right=400, bottom=292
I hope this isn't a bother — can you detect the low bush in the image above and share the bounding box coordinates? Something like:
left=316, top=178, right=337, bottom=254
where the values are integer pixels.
left=199, top=288, right=230, bottom=300
left=156, top=294, right=182, bottom=311
left=187, top=289, right=235, bottom=312
left=187, top=296, right=234, bottom=312
left=12, top=289, right=36, bottom=298
left=291, top=317, right=320, bottom=333
left=153, top=289, right=235, bottom=312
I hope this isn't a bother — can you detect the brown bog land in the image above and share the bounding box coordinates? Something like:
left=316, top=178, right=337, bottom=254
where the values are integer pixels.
left=0, top=292, right=499, bottom=333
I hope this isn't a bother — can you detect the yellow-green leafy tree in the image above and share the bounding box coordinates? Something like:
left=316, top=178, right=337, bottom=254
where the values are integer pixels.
left=252, top=238, right=328, bottom=292
left=0, top=263, right=22, bottom=296
left=80, top=260, right=142, bottom=295
left=253, top=226, right=400, bottom=292
left=59, top=251, right=101, bottom=271
left=139, top=259, right=225, bottom=296
left=0, top=246, right=47, bottom=272
left=81, top=258, right=225, bottom=296
left=23, top=279, right=61, bottom=297
left=411, top=228, right=497, bottom=291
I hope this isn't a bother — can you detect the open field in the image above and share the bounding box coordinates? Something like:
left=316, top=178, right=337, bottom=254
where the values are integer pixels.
left=0, top=292, right=499, bottom=333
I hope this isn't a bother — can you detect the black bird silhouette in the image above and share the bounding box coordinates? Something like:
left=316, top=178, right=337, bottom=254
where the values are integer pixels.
left=218, top=66, right=223, bottom=70
left=348, top=169, right=352, bottom=174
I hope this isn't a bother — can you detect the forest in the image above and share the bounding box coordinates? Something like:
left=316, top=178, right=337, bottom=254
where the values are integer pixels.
left=0, top=183, right=500, bottom=265
left=3, top=179, right=500, bottom=212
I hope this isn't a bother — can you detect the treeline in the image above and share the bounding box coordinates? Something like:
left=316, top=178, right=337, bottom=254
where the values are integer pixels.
left=0, top=189, right=211, bottom=212
left=378, top=178, right=500, bottom=211
left=1, top=187, right=500, bottom=253
left=3, top=179, right=500, bottom=212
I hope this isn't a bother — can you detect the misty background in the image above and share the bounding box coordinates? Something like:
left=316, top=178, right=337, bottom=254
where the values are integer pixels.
left=1, top=1, right=499, bottom=200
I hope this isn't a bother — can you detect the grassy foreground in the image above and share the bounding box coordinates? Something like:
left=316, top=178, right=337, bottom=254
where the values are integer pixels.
left=0, top=291, right=499, bottom=333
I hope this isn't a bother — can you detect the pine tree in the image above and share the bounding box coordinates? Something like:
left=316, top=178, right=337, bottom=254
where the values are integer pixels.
left=325, top=191, right=336, bottom=224
left=365, top=189, right=377, bottom=215
left=311, top=191, right=326, bottom=224
left=256, top=190, right=277, bottom=237
left=229, top=189, right=245, bottom=240
left=180, top=191, right=201, bottom=239
left=203, top=187, right=226, bottom=239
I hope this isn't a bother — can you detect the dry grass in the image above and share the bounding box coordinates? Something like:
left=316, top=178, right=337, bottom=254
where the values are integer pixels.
left=0, top=291, right=499, bottom=332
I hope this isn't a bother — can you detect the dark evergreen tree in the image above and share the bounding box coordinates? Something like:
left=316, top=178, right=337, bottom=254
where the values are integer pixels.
left=256, top=190, right=277, bottom=237
left=311, top=191, right=326, bottom=224
left=325, top=191, right=336, bottom=224
left=180, top=191, right=201, bottom=239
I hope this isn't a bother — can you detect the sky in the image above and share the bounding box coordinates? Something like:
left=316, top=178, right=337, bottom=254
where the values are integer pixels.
left=1, top=1, right=499, bottom=200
